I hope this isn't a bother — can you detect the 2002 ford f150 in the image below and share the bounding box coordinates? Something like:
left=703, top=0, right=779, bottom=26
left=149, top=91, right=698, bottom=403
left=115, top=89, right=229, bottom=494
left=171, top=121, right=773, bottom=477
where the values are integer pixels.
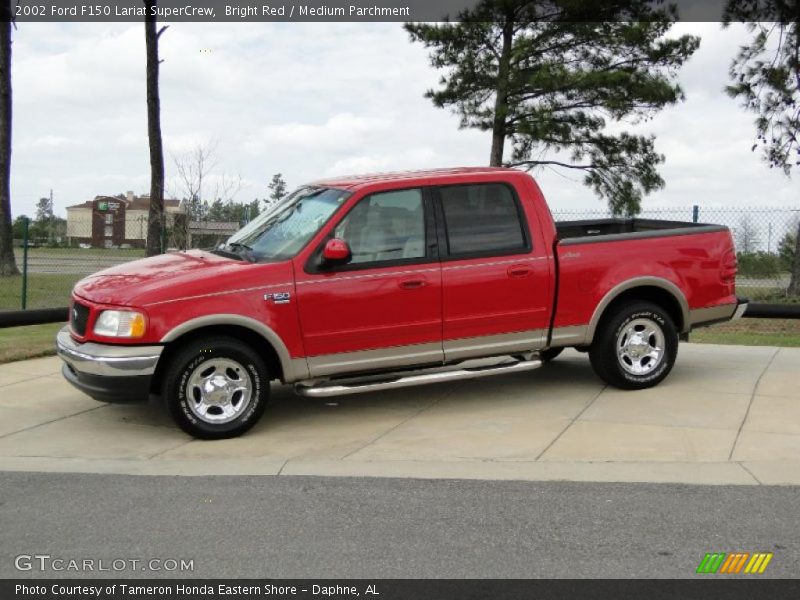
left=57, top=167, right=747, bottom=438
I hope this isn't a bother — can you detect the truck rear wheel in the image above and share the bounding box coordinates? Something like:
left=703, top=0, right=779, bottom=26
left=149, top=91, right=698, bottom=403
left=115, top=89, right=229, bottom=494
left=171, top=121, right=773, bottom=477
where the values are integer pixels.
left=162, top=336, right=269, bottom=439
left=589, top=301, right=678, bottom=390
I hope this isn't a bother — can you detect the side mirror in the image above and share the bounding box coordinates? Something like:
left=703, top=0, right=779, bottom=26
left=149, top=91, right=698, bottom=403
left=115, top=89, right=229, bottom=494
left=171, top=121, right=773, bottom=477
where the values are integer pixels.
left=322, top=238, right=351, bottom=264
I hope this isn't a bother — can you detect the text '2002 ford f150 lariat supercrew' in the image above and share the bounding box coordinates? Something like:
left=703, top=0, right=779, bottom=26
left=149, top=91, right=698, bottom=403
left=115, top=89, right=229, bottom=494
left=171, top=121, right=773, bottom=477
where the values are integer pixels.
left=57, top=168, right=747, bottom=439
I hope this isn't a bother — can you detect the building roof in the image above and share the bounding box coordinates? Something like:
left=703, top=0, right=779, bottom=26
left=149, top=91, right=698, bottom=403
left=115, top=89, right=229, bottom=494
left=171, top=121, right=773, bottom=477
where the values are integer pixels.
left=67, top=195, right=181, bottom=210
left=310, top=166, right=517, bottom=190
left=128, top=197, right=181, bottom=210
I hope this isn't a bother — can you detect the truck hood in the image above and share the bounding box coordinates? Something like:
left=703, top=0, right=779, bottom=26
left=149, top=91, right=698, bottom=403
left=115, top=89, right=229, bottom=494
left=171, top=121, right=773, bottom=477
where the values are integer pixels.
left=73, top=250, right=286, bottom=307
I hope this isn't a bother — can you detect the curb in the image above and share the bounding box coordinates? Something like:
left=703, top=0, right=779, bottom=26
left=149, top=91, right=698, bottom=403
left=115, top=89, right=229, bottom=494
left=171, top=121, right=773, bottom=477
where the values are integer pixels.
left=2, top=456, right=800, bottom=485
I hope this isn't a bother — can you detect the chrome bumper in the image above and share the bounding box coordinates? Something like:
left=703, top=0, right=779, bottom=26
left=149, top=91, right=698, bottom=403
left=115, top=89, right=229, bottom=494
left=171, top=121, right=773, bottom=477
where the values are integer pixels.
left=56, top=327, right=163, bottom=377
left=731, top=299, right=748, bottom=322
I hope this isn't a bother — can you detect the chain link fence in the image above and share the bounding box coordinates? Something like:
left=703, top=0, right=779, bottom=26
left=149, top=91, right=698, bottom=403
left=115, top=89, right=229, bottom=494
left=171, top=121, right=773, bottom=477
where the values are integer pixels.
left=4, top=205, right=800, bottom=342
left=551, top=205, right=800, bottom=344
left=552, top=205, right=800, bottom=303
left=4, top=211, right=242, bottom=311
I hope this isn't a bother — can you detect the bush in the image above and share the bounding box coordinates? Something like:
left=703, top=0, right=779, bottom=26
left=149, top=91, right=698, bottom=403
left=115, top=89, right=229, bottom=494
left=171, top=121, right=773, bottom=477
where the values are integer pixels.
left=779, top=231, right=796, bottom=272
left=737, top=251, right=783, bottom=277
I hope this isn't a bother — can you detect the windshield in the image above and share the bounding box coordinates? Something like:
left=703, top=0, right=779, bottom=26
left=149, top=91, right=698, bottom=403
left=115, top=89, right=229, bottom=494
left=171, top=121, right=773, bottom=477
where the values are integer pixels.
left=222, top=186, right=350, bottom=262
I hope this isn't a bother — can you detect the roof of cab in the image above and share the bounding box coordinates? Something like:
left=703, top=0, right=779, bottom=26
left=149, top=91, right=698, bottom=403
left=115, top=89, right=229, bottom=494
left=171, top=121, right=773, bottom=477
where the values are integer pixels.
left=310, top=166, right=519, bottom=190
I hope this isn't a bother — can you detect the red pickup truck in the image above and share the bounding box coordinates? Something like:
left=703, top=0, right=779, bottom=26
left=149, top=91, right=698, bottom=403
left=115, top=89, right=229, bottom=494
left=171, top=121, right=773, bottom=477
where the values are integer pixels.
left=57, top=168, right=746, bottom=439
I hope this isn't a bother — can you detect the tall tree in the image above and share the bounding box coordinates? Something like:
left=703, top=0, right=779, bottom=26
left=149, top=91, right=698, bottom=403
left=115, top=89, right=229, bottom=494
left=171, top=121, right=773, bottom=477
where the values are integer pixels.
left=267, top=173, right=287, bottom=208
left=406, top=1, right=699, bottom=215
left=35, top=197, right=52, bottom=223
left=35, top=195, right=53, bottom=243
left=173, top=143, right=218, bottom=221
left=735, top=214, right=761, bottom=254
left=0, top=4, right=17, bottom=275
left=724, top=1, right=800, bottom=294
left=144, top=1, right=168, bottom=257
left=172, top=142, right=242, bottom=220
left=779, top=225, right=797, bottom=271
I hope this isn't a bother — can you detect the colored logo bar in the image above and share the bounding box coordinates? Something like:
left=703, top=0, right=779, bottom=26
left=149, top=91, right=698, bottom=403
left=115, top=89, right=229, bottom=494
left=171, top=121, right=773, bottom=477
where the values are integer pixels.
left=696, top=552, right=773, bottom=574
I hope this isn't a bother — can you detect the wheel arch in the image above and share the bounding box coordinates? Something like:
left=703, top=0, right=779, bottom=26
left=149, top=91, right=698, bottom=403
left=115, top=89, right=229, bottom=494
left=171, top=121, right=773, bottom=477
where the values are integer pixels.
left=585, top=277, right=689, bottom=345
left=152, top=315, right=308, bottom=392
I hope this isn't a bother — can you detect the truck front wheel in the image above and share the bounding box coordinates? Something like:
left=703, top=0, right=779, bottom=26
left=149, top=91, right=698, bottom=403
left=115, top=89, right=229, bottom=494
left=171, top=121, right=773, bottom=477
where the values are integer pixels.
left=162, top=336, right=270, bottom=439
left=589, top=302, right=678, bottom=390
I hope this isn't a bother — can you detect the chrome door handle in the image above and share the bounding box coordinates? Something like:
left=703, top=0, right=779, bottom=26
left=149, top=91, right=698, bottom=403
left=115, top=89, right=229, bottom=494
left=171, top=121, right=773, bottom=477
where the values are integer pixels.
left=400, top=279, right=427, bottom=289
left=507, top=266, right=532, bottom=278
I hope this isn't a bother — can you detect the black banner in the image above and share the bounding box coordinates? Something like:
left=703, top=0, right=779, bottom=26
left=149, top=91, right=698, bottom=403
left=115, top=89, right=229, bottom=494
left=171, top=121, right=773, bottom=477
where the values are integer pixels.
left=4, top=580, right=800, bottom=600
left=6, top=0, right=741, bottom=23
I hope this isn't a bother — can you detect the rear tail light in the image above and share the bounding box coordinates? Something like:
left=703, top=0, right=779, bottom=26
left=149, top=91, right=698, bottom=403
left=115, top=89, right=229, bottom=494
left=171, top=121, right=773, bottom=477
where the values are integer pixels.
left=721, top=249, right=737, bottom=284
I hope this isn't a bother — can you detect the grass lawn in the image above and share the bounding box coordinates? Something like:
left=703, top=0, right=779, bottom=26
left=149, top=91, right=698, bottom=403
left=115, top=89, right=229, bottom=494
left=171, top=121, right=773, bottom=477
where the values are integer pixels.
left=0, top=322, right=63, bottom=363
left=691, top=318, right=800, bottom=347
left=24, top=247, right=145, bottom=258
left=0, top=273, right=76, bottom=310
left=1, top=248, right=144, bottom=310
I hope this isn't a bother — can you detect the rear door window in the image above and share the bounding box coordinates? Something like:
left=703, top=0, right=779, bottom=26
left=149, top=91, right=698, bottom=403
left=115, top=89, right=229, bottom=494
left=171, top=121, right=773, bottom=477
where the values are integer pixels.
left=438, top=183, right=528, bottom=257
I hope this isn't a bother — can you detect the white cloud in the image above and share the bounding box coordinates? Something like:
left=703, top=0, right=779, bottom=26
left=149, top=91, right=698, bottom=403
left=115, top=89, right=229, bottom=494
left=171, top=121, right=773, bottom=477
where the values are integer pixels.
left=255, top=113, right=394, bottom=151
left=20, top=135, right=77, bottom=150
left=7, top=21, right=796, bottom=220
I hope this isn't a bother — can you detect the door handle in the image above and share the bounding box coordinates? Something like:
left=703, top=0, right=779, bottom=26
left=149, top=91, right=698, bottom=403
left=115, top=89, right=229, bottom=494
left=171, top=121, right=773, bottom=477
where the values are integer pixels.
left=507, top=266, right=532, bottom=278
left=400, top=279, right=427, bottom=289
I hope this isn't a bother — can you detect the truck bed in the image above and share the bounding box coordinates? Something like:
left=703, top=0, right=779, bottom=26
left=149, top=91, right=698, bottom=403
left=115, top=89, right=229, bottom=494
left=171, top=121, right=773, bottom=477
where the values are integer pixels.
left=556, top=218, right=726, bottom=245
left=551, top=217, right=737, bottom=341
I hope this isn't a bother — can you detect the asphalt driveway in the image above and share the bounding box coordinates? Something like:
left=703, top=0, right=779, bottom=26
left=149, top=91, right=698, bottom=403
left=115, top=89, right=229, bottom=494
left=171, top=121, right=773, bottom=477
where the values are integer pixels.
left=2, top=472, right=798, bottom=579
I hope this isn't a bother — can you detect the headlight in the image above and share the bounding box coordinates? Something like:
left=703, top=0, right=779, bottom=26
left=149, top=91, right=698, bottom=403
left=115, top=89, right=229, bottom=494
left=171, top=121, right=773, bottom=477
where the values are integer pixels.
left=93, top=310, right=147, bottom=338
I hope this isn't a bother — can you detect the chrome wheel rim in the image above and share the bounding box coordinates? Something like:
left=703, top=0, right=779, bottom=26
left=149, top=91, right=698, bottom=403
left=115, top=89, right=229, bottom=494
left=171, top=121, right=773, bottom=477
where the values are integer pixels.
left=185, top=358, right=253, bottom=424
left=616, top=318, right=665, bottom=376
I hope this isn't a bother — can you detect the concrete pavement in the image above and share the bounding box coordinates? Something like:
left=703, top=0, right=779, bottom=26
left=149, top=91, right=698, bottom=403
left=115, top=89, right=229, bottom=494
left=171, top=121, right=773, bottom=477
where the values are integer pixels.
left=0, top=343, right=798, bottom=485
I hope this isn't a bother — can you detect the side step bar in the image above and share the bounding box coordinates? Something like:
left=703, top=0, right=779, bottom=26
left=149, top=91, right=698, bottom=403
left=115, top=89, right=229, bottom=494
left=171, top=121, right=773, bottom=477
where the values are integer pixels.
left=295, top=357, right=543, bottom=398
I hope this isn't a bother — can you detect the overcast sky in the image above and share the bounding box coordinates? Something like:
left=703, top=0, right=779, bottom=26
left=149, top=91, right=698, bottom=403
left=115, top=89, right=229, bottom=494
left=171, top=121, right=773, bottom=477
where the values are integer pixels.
left=9, top=21, right=797, bottom=218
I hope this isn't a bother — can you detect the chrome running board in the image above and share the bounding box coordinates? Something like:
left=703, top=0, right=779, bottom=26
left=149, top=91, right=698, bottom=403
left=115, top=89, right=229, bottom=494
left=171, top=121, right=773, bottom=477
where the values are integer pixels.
left=294, top=357, right=542, bottom=398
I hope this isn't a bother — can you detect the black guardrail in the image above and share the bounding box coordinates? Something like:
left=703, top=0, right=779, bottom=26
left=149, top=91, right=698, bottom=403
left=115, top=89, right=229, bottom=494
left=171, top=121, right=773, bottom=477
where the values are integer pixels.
left=0, top=307, right=68, bottom=328
left=0, top=303, right=799, bottom=329
left=745, top=303, right=800, bottom=319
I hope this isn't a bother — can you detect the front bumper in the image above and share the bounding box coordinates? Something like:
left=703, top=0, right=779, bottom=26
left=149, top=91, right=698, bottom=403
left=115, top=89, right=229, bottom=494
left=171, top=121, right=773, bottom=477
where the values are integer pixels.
left=56, top=327, right=163, bottom=402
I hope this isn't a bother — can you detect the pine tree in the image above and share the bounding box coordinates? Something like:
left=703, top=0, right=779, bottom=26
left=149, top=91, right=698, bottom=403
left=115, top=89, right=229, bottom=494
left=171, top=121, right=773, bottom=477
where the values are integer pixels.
left=406, top=0, right=699, bottom=215
left=724, top=1, right=800, bottom=295
left=267, top=173, right=287, bottom=209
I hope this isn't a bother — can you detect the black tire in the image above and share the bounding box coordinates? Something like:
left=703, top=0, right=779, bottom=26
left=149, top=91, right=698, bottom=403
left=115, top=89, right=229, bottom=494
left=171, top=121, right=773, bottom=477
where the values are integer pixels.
left=162, top=336, right=269, bottom=439
left=539, top=347, right=564, bottom=363
left=589, top=301, right=678, bottom=390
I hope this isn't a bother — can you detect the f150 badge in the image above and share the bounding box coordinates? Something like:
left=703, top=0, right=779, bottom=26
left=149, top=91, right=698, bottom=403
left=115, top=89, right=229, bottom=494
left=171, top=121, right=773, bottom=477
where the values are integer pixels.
left=264, top=292, right=291, bottom=305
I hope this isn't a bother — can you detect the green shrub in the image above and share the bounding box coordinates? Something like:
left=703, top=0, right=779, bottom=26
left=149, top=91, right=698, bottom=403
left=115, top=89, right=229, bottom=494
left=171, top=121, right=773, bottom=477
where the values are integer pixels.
left=737, top=251, right=782, bottom=277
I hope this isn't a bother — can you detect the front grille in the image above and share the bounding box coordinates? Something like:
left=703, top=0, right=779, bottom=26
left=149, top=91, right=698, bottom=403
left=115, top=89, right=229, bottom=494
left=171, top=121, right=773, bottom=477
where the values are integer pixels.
left=71, top=302, right=90, bottom=336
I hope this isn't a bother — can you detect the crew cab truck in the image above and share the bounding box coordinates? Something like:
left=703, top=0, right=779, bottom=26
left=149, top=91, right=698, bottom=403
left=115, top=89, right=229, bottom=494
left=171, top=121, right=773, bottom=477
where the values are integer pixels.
left=57, top=168, right=747, bottom=439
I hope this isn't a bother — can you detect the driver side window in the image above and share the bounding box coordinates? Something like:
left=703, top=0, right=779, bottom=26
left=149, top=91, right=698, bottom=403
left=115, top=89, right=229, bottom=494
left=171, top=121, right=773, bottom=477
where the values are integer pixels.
left=334, top=188, right=425, bottom=265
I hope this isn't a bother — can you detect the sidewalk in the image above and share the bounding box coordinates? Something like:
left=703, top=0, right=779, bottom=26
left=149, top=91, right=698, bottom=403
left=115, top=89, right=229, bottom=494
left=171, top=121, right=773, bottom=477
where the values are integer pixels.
left=0, top=344, right=798, bottom=485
